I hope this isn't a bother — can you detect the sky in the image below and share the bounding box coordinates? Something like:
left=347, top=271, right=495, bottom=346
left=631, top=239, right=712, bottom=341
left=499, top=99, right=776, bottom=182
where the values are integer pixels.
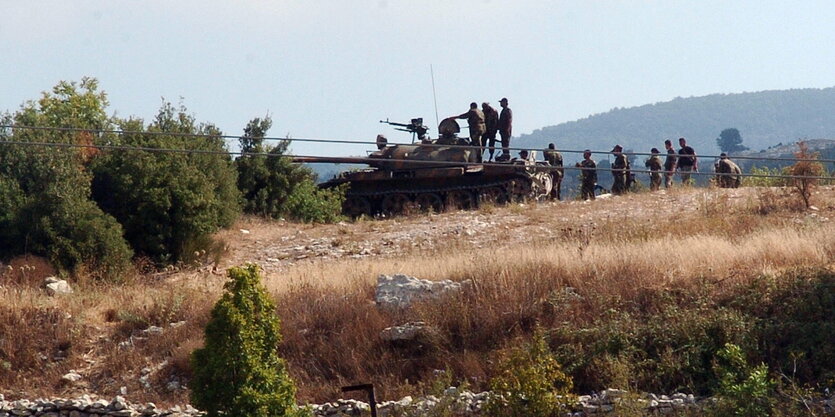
left=3, top=0, right=835, bottom=156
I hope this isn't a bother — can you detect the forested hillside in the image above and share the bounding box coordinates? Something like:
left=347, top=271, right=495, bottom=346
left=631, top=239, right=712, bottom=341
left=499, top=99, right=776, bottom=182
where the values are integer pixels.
left=518, top=87, right=835, bottom=162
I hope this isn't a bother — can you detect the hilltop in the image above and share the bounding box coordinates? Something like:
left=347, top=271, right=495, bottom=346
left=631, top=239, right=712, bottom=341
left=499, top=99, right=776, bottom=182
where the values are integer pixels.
left=518, top=87, right=835, bottom=162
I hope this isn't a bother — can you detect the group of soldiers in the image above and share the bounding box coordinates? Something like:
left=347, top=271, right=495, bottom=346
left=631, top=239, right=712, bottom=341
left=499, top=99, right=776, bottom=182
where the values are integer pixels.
left=452, top=98, right=513, bottom=162
left=540, top=137, right=742, bottom=201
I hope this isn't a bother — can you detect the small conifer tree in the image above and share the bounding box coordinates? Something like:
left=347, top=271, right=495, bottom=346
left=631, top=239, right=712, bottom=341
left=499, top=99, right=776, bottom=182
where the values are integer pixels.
left=190, top=264, right=306, bottom=417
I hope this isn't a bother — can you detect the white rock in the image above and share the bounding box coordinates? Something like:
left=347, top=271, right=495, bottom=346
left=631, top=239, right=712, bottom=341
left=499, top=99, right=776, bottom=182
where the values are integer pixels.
left=44, top=278, right=73, bottom=296
left=375, top=274, right=471, bottom=308
left=61, top=372, right=82, bottom=383
left=380, top=322, right=429, bottom=342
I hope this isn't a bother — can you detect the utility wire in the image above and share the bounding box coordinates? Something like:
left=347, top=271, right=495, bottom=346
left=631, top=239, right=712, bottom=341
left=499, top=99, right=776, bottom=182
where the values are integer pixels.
left=0, top=139, right=831, bottom=181
left=3, top=124, right=835, bottom=164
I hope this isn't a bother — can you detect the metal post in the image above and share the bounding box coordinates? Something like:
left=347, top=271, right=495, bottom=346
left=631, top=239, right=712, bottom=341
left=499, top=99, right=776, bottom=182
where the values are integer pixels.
left=341, top=383, right=377, bottom=417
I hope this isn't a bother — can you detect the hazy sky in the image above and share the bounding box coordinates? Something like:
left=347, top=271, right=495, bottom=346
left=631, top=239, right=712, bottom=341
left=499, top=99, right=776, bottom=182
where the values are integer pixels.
left=3, top=0, right=835, bottom=156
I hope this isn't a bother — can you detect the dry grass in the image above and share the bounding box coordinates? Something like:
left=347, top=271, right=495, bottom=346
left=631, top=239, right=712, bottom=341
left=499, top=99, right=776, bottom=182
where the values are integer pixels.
left=0, top=186, right=833, bottom=405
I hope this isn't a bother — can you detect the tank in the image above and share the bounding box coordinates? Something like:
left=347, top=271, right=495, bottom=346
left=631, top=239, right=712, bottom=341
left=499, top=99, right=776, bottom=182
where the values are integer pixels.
left=299, top=118, right=553, bottom=217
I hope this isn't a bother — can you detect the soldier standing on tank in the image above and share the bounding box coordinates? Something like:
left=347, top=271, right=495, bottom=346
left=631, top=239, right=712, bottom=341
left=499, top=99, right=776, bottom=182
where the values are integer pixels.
left=716, top=153, right=742, bottom=188
left=576, top=150, right=597, bottom=201
left=482, top=102, right=499, bottom=162
left=496, top=98, right=513, bottom=161
left=543, top=143, right=564, bottom=200
left=611, top=144, right=630, bottom=195
left=645, top=148, right=663, bottom=191
left=454, top=102, right=486, bottom=162
left=663, top=139, right=677, bottom=188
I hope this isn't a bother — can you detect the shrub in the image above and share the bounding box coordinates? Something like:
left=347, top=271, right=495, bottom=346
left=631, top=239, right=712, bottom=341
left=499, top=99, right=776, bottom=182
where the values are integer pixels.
left=709, top=343, right=776, bottom=417
left=0, top=78, right=133, bottom=277
left=235, top=116, right=345, bottom=222
left=742, top=166, right=787, bottom=187
left=484, top=329, right=574, bottom=417
left=92, top=102, right=240, bottom=264
left=786, top=141, right=825, bottom=208
left=190, top=264, right=306, bottom=417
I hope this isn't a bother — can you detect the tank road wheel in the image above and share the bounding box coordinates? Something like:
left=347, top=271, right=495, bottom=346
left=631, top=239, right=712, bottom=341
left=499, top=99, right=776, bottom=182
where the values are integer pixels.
left=532, top=173, right=553, bottom=201
left=415, top=193, right=444, bottom=213
left=507, top=179, right=533, bottom=202
left=478, top=186, right=508, bottom=206
left=343, top=196, right=372, bottom=218
left=446, top=190, right=475, bottom=211
left=381, top=193, right=411, bottom=216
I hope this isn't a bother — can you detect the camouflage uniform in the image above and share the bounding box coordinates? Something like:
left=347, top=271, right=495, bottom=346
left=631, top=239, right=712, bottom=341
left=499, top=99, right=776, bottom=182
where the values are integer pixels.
left=611, top=153, right=630, bottom=195
left=716, top=157, right=742, bottom=188
left=645, top=154, right=663, bottom=191
left=576, top=158, right=597, bottom=200
left=482, top=104, right=499, bottom=161
left=498, top=102, right=513, bottom=159
left=456, top=108, right=486, bottom=154
left=544, top=149, right=564, bottom=200
left=664, top=147, right=677, bottom=188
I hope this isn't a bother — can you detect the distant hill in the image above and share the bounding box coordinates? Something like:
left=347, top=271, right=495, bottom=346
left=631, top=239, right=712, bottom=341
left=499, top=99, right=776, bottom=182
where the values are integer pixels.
left=518, top=87, right=835, bottom=163
left=734, top=139, right=835, bottom=171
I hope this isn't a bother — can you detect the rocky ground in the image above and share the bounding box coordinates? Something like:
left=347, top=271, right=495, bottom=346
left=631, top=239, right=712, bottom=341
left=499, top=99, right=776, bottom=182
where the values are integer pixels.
left=217, top=187, right=831, bottom=276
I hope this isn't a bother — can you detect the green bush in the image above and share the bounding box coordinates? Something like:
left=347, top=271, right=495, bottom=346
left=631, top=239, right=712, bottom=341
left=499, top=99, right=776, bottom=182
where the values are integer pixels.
left=709, top=343, right=776, bottom=417
left=190, top=264, right=307, bottom=417
left=235, top=116, right=345, bottom=223
left=0, top=78, right=133, bottom=277
left=91, top=102, right=240, bottom=264
left=743, top=166, right=787, bottom=187
left=484, top=329, right=574, bottom=417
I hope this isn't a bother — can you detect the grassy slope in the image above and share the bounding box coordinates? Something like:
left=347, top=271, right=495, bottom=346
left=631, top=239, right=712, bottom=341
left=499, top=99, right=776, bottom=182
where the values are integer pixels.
left=0, top=186, right=834, bottom=405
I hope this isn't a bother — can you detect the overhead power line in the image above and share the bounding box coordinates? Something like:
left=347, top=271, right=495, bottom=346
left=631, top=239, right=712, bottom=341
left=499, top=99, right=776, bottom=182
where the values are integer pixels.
left=0, top=138, right=831, bottom=181
left=3, top=124, right=835, bottom=164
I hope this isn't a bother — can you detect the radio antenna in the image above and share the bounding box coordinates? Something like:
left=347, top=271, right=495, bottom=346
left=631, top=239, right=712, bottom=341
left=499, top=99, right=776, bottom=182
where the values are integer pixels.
left=430, top=64, right=440, bottom=129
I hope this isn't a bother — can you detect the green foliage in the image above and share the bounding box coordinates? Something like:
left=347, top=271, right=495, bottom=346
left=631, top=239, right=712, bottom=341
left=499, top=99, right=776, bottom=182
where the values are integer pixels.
left=286, top=181, right=346, bottom=223
left=190, top=264, right=307, bottom=417
left=742, top=166, right=787, bottom=187
left=91, top=102, right=240, bottom=264
left=717, top=128, right=748, bottom=153
left=737, top=269, right=835, bottom=385
left=552, top=298, right=753, bottom=395
left=484, top=329, right=574, bottom=417
left=0, top=78, right=132, bottom=277
left=710, top=343, right=776, bottom=416
left=235, top=116, right=345, bottom=223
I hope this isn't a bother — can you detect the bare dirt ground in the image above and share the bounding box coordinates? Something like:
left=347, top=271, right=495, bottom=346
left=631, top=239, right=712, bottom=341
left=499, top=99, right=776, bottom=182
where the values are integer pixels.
left=216, top=186, right=834, bottom=278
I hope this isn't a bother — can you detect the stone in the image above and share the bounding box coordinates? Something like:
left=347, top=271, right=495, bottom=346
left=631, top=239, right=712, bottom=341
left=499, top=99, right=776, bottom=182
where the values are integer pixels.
left=44, top=277, right=73, bottom=296
left=380, top=322, right=429, bottom=342
left=375, top=274, right=471, bottom=308
left=61, top=372, right=82, bottom=383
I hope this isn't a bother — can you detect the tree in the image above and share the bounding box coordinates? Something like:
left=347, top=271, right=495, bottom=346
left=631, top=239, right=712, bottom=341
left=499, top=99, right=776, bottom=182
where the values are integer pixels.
left=190, top=264, right=306, bottom=417
left=91, top=101, right=241, bottom=264
left=235, top=117, right=344, bottom=223
left=716, top=128, right=749, bottom=153
left=0, top=78, right=132, bottom=278
left=786, top=141, right=825, bottom=209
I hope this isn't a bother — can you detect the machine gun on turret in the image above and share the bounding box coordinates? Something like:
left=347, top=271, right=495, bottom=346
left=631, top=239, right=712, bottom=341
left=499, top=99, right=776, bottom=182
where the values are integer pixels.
left=380, top=118, right=429, bottom=143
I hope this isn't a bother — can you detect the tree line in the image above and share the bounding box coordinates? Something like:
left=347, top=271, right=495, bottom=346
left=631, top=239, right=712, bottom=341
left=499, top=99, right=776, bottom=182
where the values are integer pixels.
left=0, top=78, right=345, bottom=279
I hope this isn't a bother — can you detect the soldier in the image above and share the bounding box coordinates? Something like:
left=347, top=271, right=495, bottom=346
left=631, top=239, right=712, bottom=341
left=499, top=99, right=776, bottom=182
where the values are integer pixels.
left=716, top=153, right=742, bottom=188
left=496, top=97, right=513, bottom=161
left=576, top=150, right=597, bottom=201
left=482, top=102, right=499, bottom=161
left=454, top=102, right=486, bottom=162
left=677, top=137, right=697, bottom=185
left=663, top=139, right=677, bottom=188
left=645, top=148, right=663, bottom=191
left=543, top=143, right=564, bottom=200
left=611, top=144, right=630, bottom=195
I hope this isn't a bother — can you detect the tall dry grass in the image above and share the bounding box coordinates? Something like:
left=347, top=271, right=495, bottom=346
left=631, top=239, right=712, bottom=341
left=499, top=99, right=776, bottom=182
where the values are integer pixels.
left=0, top=187, right=833, bottom=404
